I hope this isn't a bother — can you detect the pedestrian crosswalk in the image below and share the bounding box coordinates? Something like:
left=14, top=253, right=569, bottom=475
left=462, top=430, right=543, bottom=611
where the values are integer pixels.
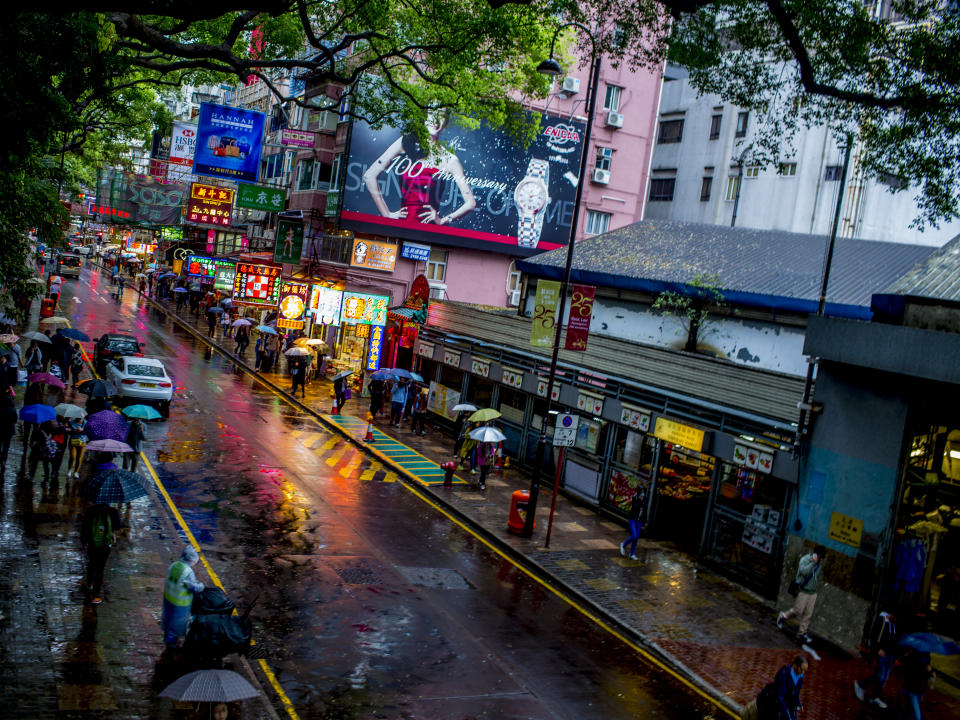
left=290, top=426, right=400, bottom=483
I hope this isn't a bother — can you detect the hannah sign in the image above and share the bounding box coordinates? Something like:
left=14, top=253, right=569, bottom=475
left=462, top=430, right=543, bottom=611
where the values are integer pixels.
left=192, top=103, right=266, bottom=182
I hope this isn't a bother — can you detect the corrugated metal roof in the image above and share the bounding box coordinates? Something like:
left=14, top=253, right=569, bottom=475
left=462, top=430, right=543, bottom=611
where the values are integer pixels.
left=885, top=234, right=960, bottom=300
left=518, top=219, right=936, bottom=313
left=426, top=302, right=805, bottom=428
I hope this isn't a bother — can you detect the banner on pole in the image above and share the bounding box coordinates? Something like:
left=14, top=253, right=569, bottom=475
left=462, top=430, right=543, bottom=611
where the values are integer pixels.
left=564, top=284, right=596, bottom=351
left=530, top=280, right=560, bottom=348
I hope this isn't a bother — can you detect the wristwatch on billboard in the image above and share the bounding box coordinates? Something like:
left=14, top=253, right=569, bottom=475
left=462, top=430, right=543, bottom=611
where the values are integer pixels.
left=514, top=159, right=550, bottom=248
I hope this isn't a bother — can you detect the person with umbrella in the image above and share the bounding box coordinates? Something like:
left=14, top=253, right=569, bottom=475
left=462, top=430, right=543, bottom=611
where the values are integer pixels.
left=69, top=342, right=85, bottom=389
left=27, top=419, right=57, bottom=482
left=368, top=375, right=385, bottom=420
left=5, top=336, right=21, bottom=388
left=390, top=378, right=408, bottom=428
left=174, top=286, right=187, bottom=313
left=220, top=308, right=232, bottom=339
left=79, top=501, right=122, bottom=605
left=234, top=323, right=250, bottom=357
left=254, top=333, right=265, bottom=371
left=411, top=387, right=428, bottom=436
left=290, top=358, right=307, bottom=398
left=0, top=395, right=17, bottom=478
left=333, top=370, right=349, bottom=411
left=123, top=418, right=145, bottom=472
left=162, top=546, right=205, bottom=648
left=66, top=411, right=88, bottom=479
left=899, top=646, right=935, bottom=719
left=24, top=339, right=43, bottom=374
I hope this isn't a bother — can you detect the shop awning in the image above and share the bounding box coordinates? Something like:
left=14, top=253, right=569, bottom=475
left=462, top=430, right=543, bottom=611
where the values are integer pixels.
left=388, top=306, right=427, bottom=324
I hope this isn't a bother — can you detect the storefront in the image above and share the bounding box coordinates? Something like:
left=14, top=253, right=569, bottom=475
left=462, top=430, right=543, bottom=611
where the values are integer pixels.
left=329, top=291, right=388, bottom=387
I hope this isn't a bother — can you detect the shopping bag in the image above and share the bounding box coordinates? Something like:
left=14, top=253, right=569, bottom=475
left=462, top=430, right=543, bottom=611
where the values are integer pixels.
left=344, top=387, right=352, bottom=400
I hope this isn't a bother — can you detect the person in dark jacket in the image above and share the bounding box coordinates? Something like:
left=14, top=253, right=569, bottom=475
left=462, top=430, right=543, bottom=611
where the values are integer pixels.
left=900, top=648, right=934, bottom=720
left=618, top=486, right=648, bottom=561
left=80, top=502, right=122, bottom=605
left=0, top=394, right=18, bottom=476
left=368, top=379, right=384, bottom=420
left=854, top=611, right=898, bottom=708
left=757, top=655, right=807, bottom=720
left=333, top=374, right=347, bottom=411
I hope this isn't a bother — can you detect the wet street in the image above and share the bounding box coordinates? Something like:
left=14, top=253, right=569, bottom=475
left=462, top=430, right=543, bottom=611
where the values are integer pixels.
left=0, top=263, right=722, bottom=719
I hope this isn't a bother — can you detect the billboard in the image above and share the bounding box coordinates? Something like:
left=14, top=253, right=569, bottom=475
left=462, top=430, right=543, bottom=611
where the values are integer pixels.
left=277, top=281, right=310, bottom=330
left=232, top=262, right=282, bottom=307
left=349, top=238, right=397, bottom=272
left=340, top=114, right=586, bottom=256
left=340, top=292, right=388, bottom=326
left=213, top=259, right=236, bottom=292
left=309, top=285, right=343, bottom=325
left=187, top=183, right=234, bottom=227
left=168, top=121, right=197, bottom=182
left=192, top=103, right=266, bottom=182
left=96, top=168, right=186, bottom=226
left=280, top=129, right=316, bottom=148
left=273, top=220, right=304, bottom=264
left=236, top=182, right=285, bottom=211
left=185, top=254, right=217, bottom=279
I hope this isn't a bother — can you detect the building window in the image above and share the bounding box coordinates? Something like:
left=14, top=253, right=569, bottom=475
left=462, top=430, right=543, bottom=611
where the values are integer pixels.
left=426, top=249, right=448, bottom=282
left=744, top=165, right=760, bottom=178
left=824, top=165, right=843, bottom=181
left=318, top=233, right=352, bottom=264
left=709, top=114, right=722, bottom=140
left=700, top=177, right=713, bottom=202
left=657, top=119, right=684, bottom=144
left=316, top=161, right=333, bottom=190
left=735, top=112, right=749, bottom=138
left=648, top=178, right=676, bottom=202
left=585, top=210, right=611, bottom=235
left=881, top=172, right=908, bottom=190
left=778, top=162, right=798, bottom=177
left=725, top=175, right=740, bottom=202
left=604, top=85, right=622, bottom=113
left=329, top=153, right=342, bottom=191
left=595, top=146, right=612, bottom=171
left=506, top=261, right=521, bottom=295
left=296, top=158, right=315, bottom=191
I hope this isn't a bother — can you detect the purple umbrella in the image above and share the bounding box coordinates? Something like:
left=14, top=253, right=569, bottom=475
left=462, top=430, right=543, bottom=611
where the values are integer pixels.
left=84, top=439, right=133, bottom=453
left=86, top=410, right=130, bottom=442
left=27, top=372, right=66, bottom=389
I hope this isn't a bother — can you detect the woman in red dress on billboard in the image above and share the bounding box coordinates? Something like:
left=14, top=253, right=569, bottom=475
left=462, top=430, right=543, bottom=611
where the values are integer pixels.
left=362, top=111, right=476, bottom=227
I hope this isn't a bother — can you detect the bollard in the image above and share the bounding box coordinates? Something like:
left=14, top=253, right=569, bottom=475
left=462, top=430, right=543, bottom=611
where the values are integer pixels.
left=364, top=413, right=375, bottom=442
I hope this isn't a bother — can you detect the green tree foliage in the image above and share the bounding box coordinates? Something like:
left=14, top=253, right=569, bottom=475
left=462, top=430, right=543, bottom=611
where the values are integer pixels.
left=651, top=273, right=728, bottom=353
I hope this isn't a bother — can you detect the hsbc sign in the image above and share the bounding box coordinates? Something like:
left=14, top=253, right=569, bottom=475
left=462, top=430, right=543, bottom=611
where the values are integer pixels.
left=168, top=120, right=197, bottom=182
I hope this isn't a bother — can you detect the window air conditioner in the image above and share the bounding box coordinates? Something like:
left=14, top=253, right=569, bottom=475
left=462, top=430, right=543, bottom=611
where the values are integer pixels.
left=508, top=290, right=521, bottom=306
left=592, top=168, right=611, bottom=184
left=606, top=111, right=624, bottom=128
left=429, top=286, right=446, bottom=300
left=561, top=76, right=580, bottom=94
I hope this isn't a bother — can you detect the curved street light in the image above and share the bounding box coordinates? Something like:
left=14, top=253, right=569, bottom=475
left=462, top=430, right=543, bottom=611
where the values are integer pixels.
left=521, top=23, right=602, bottom=539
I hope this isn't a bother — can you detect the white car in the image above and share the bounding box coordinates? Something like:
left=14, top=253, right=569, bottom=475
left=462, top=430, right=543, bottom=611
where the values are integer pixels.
left=106, top=356, right=173, bottom=416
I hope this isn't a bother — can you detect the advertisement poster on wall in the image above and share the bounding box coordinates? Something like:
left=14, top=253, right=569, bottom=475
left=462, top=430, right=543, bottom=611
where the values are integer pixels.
left=339, top=114, right=586, bottom=256
left=428, top=381, right=461, bottom=421
left=168, top=121, right=198, bottom=183
left=349, top=238, right=397, bottom=272
left=232, top=262, right=282, bottom=307
left=192, top=102, right=266, bottom=182
left=273, top=220, right=304, bottom=264
left=96, top=168, right=187, bottom=226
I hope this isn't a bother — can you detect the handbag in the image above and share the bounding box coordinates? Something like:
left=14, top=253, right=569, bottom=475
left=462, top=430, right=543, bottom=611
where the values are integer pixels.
left=788, top=580, right=800, bottom=597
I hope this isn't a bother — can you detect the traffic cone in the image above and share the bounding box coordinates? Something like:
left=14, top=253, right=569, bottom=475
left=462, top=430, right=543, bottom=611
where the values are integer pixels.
left=495, top=442, right=504, bottom=468
left=364, top=413, right=375, bottom=442
left=331, top=402, right=339, bottom=415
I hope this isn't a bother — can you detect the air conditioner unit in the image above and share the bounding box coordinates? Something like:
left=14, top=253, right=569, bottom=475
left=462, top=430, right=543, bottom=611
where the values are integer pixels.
left=606, top=111, right=624, bottom=128
left=592, top=168, right=611, bottom=185
left=508, top=290, right=521, bottom=306
left=428, top=286, right=446, bottom=300
left=561, top=76, right=580, bottom=94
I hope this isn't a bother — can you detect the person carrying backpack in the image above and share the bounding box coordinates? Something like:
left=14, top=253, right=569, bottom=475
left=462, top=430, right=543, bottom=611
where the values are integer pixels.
left=80, top=502, right=121, bottom=605
left=162, top=545, right=205, bottom=648
left=27, top=420, right=57, bottom=482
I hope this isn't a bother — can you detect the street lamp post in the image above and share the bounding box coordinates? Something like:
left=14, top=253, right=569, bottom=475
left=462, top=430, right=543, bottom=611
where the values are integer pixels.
left=521, top=23, right=601, bottom=538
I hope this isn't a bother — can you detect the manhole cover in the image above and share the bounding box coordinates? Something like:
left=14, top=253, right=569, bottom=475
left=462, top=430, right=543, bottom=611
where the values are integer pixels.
left=334, top=567, right=383, bottom=585
left=397, top=567, right=473, bottom=590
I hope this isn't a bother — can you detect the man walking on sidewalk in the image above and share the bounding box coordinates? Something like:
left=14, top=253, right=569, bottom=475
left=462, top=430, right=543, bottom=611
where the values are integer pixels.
left=618, top=486, right=647, bottom=561
left=854, top=610, right=898, bottom=709
left=80, top=502, right=121, bottom=605
left=390, top=379, right=408, bottom=428
left=778, top=545, right=826, bottom=644
left=746, top=655, right=808, bottom=720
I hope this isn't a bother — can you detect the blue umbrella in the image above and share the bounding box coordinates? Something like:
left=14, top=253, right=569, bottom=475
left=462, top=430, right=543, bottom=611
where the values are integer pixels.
left=80, top=468, right=150, bottom=503
left=368, top=369, right=394, bottom=380
left=19, top=404, right=56, bottom=423
left=121, top=404, right=162, bottom=420
left=390, top=368, right=425, bottom=383
left=160, top=272, right=177, bottom=279
left=87, top=409, right=130, bottom=442
left=207, top=306, right=225, bottom=315
left=899, top=633, right=960, bottom=655
left=256, top=325, right=278, bottom=335
left=58, top=327, right=91, bottom=341
left=172, top=287, right=188, bottom=293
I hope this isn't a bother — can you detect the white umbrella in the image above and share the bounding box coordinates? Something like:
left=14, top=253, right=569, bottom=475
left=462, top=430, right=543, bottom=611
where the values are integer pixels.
left=54, top=403, right=86, bottom=419
left=232, top=318, right=253, bottom=327
left=451, top=403, right=478, bottom=413
left=469, top=426, right=507, bottom=443
left=305, top=339, right=329, bottom=351
left=159, top=669, right=259, bottom=703
left=333, top=369, right=353, bottom=381
left=48, top=275, right=64, bottom=284
left=39, top=316, right=70, bottom=328
left=21, top=331, right=52, bottom=343
left=284, top=347, right=310, bottom=357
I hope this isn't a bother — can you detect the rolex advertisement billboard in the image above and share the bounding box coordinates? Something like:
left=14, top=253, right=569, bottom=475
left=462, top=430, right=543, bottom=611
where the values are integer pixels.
left=339, top=114, right=586, bottom=256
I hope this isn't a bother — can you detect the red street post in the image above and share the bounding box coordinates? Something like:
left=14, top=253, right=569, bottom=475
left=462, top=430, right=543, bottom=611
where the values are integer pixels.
left=543, top=447, right=566, bottom=548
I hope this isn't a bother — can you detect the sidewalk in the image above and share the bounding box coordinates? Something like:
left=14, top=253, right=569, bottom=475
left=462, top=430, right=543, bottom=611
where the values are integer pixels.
left=140, top=272, right=960, bottom=719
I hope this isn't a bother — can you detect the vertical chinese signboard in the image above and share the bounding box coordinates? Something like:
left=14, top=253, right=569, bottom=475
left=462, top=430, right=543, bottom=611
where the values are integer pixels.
left=530, top=280, right=560, bottom=348
left=188, top=183, right=234, bottom=227
left=232, top=262, right=282, bottom=307
left=366, top=326, right=385, bottom=371
left=564, top=284, right=596, bottom=351
left=213, top=259, right=237, bottom=292
left=277, top=281, right=310, bottom=330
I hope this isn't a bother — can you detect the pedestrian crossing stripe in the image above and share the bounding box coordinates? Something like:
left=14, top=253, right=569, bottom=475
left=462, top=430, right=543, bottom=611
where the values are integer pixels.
left=315, top=436, right=339, bottom=454
left=325, top=444, right=350, bottom=466
left=297, top=432, right=325, bottom=448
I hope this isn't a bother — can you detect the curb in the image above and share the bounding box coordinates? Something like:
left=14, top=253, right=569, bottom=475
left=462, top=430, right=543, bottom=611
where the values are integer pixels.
left=134, top=279, right=742, bottom=717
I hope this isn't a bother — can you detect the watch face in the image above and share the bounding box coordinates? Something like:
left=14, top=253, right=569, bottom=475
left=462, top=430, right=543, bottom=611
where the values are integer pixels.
left=515, top=179, right=547, bottom=212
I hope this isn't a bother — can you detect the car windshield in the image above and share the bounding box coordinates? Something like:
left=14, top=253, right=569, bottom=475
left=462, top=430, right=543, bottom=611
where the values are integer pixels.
left=106, top=338, right=138, bottom=353
left=126, top=363, right=164, bottom=378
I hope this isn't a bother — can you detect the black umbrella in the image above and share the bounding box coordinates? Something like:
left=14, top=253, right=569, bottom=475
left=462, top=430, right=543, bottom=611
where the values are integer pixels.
left=77, top=379, right=117, bottom=398
left=207, top=306, right=225, bottom=315
left=80, top=468, right=150, bottom=503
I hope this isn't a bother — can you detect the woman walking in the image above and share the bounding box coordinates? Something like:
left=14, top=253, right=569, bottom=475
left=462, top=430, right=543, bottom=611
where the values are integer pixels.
left=124, top=418, right=145, bottom=471
left=618, top=487, right=648, bottom=560
left=67, top=414, right=88, bottom=478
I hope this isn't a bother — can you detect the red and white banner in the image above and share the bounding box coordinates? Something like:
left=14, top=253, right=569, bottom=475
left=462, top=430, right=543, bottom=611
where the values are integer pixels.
left=564, top=284, right=596, bottom=351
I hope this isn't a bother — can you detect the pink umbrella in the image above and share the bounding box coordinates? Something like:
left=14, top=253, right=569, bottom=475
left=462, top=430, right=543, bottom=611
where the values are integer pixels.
left=84, top=439, right=133, bottom=453
left=27, top=372, right=66, bottom=389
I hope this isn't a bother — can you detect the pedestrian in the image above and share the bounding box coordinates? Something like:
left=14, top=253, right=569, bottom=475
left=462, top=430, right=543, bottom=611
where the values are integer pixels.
left=69, top=342, right=85, bottom=388
left=162, top=545, right=205, bottom=648
left=291, top=360, right=306, bottom=398
left=411, top=388, right=428, bottom=435
left=49, top=279, right=61, bottom=308
left=263, top=333, right=277, bottom=373
left=207, top=309, right=218, bottom=338
left=777, top=545, right=826, bottom=644
left=476, top=439, right=494, bottom=490
left=899, top=647, right=935, bottom=720
left=333, top=373, right=347, bottom=412
left=453, top=410, right=470, bottom=457
left=50, top=418, right=68, bottom=478
left=234, top=325, right=249, bottom=356
left=24, top=340, right=43, bottom=374
left=221, top=310, right=233, bottom=338
left=854, top=610, right=897, bottom=709
left=746, top=655, right=808, bottom=720
left=403, top=382, right=417, bottom=421
left=67, top=414, right=87, bottom=479
left=6, top=339, right=21, bottom=388
left=369, top=378, right=384, bottom=420
left=174, top=288, right=187, bottom=313
left=27, top=420, right=57, bottom=481
left=80, top=502, right=121, bottom=605
left=0, top=395, right=17, bottom=477
left=138, top=276, right=146, bottom=294
left=254, top=335, right=265, bottom=370
left=618, top=486, right=648, bottom=561
left=390, top=379, right=408, bottom=427
left=123, top=418, right=144, bottom=471
left=460, top=426, right=478, bottom=475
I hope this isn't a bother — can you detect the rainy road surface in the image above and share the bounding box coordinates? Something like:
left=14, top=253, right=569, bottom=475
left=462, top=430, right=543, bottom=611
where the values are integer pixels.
left=42, top=265, right=722, bottom=720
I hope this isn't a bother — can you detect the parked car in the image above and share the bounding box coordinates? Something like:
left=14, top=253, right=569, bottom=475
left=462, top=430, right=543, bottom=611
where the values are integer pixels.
left=75, top=245, right=93, bottom=256
left=92, top=333, right=142, bottom=375
left=105, top=356, right=173, bottom=416
left=56, top=253, right=82, bottom=277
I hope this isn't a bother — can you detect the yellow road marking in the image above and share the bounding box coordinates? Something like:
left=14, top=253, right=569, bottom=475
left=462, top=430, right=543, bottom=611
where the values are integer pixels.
left=358, top=462, right=382, bottom=482
left=339, top=452, right=364, bottom=478
left=297, top=431, right=324, bottom=448
left=141, top=287, right=737, bottom=719
left=314, top=436, right=339, bottom=455
left=324, top=443, right=349, bottom=467
left=382, top=472, right=399, bottom=484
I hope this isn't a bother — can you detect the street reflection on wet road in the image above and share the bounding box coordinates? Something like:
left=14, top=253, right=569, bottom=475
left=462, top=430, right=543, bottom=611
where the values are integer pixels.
left=62, top=266, right=719, bottom=719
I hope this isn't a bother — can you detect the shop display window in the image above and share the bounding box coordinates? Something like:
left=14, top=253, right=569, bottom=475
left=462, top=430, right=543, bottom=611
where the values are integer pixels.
left=439, top=364, right=463, bottom=391
left=715, top=463, right=787, bottom=517
left=657, top=443, right=715, bottom=501
left=607, top=468, right=651, bottom=513
left=498, top=387, right=526, bottom=425
left=575, top=417, right=605, bottom=454
left=612, top=427, right=654, bottom=475
left=417, top=357, right=438, bottom=384
left=466, top=377, right=494, bottom=408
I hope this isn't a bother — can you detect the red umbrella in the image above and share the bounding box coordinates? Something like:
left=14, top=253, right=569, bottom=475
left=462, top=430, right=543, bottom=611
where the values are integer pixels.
left=27, top=372, right=66, bottom=389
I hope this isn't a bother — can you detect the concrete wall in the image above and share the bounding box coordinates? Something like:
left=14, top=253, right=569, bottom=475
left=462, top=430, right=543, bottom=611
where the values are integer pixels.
left=442, top=248, right=515, bottom=306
